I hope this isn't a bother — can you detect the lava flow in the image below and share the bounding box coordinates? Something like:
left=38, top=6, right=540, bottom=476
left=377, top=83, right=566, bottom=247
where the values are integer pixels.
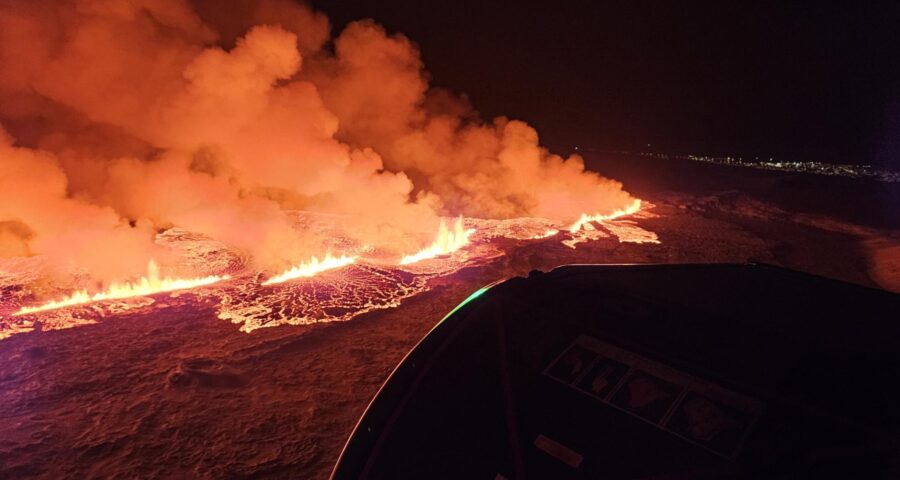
left=14, top=260, right=230, bottom=316
left=400, top=218, right=475, bottom=265
left=262, top=254, right=359, bottom=286
left=568, top=199, right=644, bottom=232
left=530, top=229, right=561, bottom=239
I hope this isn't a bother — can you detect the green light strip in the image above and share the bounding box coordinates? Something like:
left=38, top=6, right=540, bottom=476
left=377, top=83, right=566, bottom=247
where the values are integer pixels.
left=423, top=284, right=493, bottom=336
left=445, top=286, right=489, bottom=317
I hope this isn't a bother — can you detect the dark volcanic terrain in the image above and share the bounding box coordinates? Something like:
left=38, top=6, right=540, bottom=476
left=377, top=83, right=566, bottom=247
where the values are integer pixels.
left=1, top=157, right=898, bottom=479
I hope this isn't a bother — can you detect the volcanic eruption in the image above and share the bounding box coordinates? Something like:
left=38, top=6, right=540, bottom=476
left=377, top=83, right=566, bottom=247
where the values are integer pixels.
left=5, top=3, right=899, bottom=479
left=0, top=0, right=654, bottom=337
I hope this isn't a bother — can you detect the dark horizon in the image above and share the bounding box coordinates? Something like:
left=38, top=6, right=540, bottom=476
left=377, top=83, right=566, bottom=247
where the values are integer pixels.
left=314, top=1, right=900, bottom=167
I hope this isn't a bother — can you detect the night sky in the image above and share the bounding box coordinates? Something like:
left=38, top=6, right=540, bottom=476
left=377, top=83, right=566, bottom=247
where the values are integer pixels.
left=314, top=1, right=900, bottom=167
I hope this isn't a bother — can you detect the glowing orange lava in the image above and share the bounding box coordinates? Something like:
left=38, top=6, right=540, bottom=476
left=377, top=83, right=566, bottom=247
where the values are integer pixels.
left=530, top=229, right=560, bottom=239
left=568, top=199, right=643, bottom=232
left=14, top=260, right=230, bottom=316
left=262, top=254, right=358, bottom=285
left=400, top=217, right=475, bottom=265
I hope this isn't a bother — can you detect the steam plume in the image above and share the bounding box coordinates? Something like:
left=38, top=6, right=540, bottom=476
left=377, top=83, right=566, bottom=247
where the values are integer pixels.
left=0, top=0, right=637, bottom=279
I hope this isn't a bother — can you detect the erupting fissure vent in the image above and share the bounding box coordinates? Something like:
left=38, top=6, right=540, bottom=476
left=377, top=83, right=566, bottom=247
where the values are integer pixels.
left=13, top=260, right=230, bottom=316
left=568, top=199, right=644, bottom=233
left=0, top=0, right=659, bottom=337
left=263, top=254, right=359, bottom=286
left=400, top=218, right=475, bottom=265
left=2, top=204, right=659, bottom=338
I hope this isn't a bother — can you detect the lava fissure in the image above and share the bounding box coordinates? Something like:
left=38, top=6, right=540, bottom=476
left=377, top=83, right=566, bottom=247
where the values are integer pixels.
left=0, top=0, right=657, bottom=336
left=13, top=260, right=230, bottom=316
left=400, top=218, right=475, bottom=265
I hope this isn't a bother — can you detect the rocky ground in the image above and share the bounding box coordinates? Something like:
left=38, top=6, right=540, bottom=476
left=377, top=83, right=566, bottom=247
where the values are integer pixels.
left=1, top=157, right=898, bottom=479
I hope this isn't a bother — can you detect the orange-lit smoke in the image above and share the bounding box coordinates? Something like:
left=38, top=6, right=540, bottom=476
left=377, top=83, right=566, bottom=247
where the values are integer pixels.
left=0, top=0, right=639, bottom=282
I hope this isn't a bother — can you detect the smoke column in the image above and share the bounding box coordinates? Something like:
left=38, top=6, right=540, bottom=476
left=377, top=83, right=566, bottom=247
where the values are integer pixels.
left=0, top=0, right=637, bottom=280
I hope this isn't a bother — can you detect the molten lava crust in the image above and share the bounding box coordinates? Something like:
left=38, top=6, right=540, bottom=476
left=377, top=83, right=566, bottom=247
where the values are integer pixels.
left=332, top=263, right=900, bottom=479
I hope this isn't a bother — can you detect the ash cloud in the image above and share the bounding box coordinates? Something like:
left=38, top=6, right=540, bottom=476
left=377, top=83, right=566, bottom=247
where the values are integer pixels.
left=0, top=0, right=637, bottom=279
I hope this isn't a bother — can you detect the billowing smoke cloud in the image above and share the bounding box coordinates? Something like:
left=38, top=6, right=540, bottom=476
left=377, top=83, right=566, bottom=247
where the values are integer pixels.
left=0, top=0, right=637, bottom=279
